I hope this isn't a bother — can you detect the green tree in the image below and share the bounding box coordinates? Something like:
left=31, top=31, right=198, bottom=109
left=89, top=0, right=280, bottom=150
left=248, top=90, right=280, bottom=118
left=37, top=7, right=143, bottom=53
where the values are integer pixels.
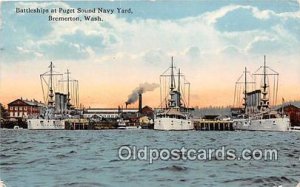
left=0, top=103, right=9, bottom=119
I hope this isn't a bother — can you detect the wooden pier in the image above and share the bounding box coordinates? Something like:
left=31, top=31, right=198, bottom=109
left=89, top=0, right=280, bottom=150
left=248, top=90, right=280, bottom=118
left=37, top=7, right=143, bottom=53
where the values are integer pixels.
left=65, top=119, right=89, bottom=130
left=193, top=120, right=234, bottom=131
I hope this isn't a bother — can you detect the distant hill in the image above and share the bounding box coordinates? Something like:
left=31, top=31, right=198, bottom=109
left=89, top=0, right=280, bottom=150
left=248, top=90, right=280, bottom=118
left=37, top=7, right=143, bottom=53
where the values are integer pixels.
left=272, top=100, right=300, bottom=110
left=192, top=100, right=300, bottom=118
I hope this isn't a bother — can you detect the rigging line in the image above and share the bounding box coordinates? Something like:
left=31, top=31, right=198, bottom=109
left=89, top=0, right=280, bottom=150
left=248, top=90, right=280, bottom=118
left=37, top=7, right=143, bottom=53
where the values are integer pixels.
left=181, top=82, right=187, bottom=108
left=182, top=81, right=185, bottom=103
left=59, top=77, right=61, bottom=93
left=75, top=81, right=77, bottom=106
left=77, top=81, right=79, bottom=108
left=163, top=76, right=165, bottom=108
left=180, top=81, right=184, bottom=107
left=70, top=81, right=72, bottom=105
left=54, top=76, right=58, bottom=93
left=72, top=82, right=74, bottom=106
left=161, top=76, right=164, bottom=108
left=273, top=75, right=276, bottom=106
left=40, top=75, right=46, bottom=104
left=253, top=66, right=263, bottom=74
left=188, top=83, right=190, bottom=108
left=56, top=76, right=59, bottom=92
left=158, top=94, right=170, bottom=109
left=74, top=82, right=75, bottom=106
left=251, top=74, right=255, bottom=91
left=267, top=75, right=270, bottom=105
left=236, top=73, right=244, bottom=82
left=276, top=75, right=279, bottom=106
left=239, top=83, right=241, bottom=106
left=74, top=81, right=76, bottom=108
left=54, top=76, right=57, bottom=93
left=62, top=76, right=65, bottom=93
left=40, top=71, right=48, bottom=76
left=254, top=75, right=257, bottom=91
left=59, top=75, right=62, bottom=93
left=164, top=76, right=167, bottom=108
left=183, top=77, right=190, bottom=107
left=161, top=67, right=171, bottom=75
left=43, top=75, right=49, bottom=87
left=267, top=67, right=279, bottom=74
left=236, top=84, right=239, bottom=106
left=74, top=81, right=77, bottom=108
left=160, top=76, right=162, bottom=109
left=156, top=85, right=170, bottom=109
left=46, top=76, right=50, bottom=103
left=184, top=83, right=188, bottom=108
left=74, top=82, right=76, bottom=108
left=63, top=79, right=65, bottom=93
left=237, top=84, right=240, bottom=106
left=233, top=83, right=237, bottom=107
left=239, top=83, right=242, bottom=106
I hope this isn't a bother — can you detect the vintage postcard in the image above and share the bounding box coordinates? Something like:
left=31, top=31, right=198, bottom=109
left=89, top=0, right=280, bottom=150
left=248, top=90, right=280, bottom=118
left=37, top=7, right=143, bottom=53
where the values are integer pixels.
left=0, top=1, right=299, bottom=186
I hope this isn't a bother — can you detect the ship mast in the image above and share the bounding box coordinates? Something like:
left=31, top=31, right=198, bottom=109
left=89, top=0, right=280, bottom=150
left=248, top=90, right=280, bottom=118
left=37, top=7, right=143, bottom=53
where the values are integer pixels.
left=66, top=69, right=71, bottom=109
left=168, top=57, right=176, bottom=108
left=48, top=62, right=54, bottom=107
left=159, top=56, right=191, bottom=109
left=244, top=67, right=247, bottom=114
left=177, top=68, right=181, bottom=107
left=261, top=55, right=269, bottom=110
left=170, top=57, right=175, bottom=91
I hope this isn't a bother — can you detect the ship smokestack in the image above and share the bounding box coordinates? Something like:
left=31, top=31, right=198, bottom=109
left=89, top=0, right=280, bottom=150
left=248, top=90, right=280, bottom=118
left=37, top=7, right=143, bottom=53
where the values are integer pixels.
left=125, top=102, right=128, bottom=109
left=138, top=93, right=142, bottom=113
left=125, top=82, right=159, bottom=106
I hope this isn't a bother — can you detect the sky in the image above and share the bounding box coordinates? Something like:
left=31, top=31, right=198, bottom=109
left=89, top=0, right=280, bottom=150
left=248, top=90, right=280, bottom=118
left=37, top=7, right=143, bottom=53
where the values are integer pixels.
left=0, top=0, right=300, bottom=108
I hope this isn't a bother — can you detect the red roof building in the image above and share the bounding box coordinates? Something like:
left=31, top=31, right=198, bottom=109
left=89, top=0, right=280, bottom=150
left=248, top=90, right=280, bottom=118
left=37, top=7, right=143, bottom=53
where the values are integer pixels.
left=7, top=98, right=46, bottom=119
left=276, top=104, right=300, bottom=126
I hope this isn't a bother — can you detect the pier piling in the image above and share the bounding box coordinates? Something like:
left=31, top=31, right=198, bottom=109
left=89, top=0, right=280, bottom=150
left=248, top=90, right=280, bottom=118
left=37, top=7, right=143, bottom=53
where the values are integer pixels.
left=193, top=120, right=234, bottom=131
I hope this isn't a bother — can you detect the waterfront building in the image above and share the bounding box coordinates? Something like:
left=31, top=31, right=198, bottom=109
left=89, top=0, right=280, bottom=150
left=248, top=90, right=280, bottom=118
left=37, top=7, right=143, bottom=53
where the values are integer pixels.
left=275, top=102, right=300, bottom=126
left=7, top=98, right=46, bottom=119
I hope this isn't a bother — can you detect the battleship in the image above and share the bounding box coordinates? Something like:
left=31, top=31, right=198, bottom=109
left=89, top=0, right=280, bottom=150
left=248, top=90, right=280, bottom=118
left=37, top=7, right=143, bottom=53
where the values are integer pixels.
left=27, top=62, right=79, bottom=130
left=232, top=56, right=290, bottom=132
left=154, top=57, right=194, bottom=131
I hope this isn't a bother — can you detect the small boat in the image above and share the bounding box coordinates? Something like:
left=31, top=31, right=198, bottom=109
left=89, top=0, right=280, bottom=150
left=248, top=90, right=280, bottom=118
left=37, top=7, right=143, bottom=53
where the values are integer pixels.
left=124, top=125, right=142, bottom=130
left=117, top=119, right=126, bottom=129
left=0, top=180, right=6, bottom=187
left=117, top=119, right=141, bottom=130
left=289, top=126, right=300, bottom=132
left=13, top=125, right=23, bottom=130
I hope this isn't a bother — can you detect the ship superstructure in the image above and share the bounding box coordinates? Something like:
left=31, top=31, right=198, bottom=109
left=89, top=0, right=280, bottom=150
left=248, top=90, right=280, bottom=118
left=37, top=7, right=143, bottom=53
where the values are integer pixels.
left=233, top=56, right=290, bottom=131
left=27, top=62, right=79, bottom=130
left=154, top=57, right=193, bottom=131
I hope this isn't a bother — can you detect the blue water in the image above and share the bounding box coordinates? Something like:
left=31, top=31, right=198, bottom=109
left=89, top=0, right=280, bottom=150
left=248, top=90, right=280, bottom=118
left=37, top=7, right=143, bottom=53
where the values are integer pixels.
left=0, top=130, right=299, bottom=187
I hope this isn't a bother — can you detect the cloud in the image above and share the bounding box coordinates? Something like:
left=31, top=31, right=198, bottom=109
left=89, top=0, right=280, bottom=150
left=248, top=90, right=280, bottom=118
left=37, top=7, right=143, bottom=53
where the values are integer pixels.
left=245, top=36, right=276, bottom=54
left=143, top=49, right=166, bottom=64
left=185, top=46, right=201, bottom=58
left=1, top=1, right=300, bottom=63
left=202, top=5, right=240, bottom=25
left=220, top=45, right=242, bottom=56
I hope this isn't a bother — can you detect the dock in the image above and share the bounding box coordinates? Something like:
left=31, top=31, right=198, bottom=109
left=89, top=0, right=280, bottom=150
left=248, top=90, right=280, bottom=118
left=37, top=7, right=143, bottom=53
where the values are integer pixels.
left=65, top=119, right=89, bottom=130
left=193, top=120, right=234, bottom=131
left=289, top=126, right=300, bottom=132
